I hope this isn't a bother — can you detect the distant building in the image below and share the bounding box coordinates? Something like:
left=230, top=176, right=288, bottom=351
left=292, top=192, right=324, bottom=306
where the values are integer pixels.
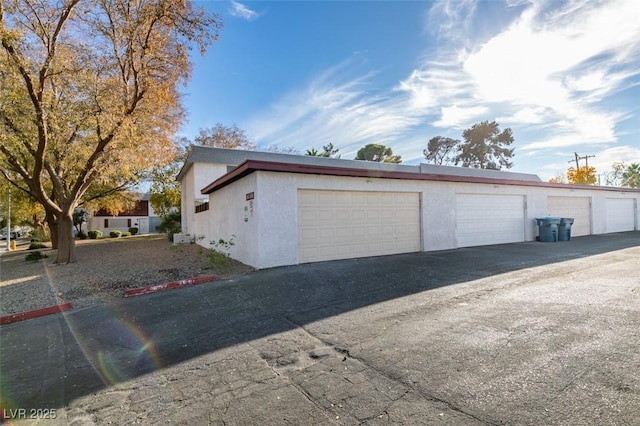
left=87, top=193, right=161, bottom=235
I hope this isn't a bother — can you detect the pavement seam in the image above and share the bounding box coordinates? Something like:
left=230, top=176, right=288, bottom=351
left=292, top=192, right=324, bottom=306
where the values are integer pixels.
left=203, top=279, right=499, bottom=425
left=278, top=312, right=499, bottom=426
left=193, top=285, right=342, bottom=425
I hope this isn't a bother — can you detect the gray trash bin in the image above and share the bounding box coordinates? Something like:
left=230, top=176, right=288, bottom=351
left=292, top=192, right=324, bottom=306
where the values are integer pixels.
left=558, top=218, right=574, bottom=241
left=535, top=217, right=561, bottom=242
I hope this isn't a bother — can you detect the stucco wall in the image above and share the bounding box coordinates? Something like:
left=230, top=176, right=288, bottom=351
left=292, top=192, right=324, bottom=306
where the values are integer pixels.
left=202, top=173, right=259, bottom=268
left=181, top=163, right=229, bottom=235
left=195, top=169, right=639, bottom=269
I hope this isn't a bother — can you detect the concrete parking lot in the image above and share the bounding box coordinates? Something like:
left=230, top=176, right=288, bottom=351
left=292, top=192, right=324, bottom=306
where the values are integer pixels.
left=1, top=232, right=639, bottom=425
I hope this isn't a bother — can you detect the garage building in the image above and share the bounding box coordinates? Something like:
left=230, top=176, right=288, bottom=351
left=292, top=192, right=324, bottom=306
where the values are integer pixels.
left=178, top=147, right=640, bottom=269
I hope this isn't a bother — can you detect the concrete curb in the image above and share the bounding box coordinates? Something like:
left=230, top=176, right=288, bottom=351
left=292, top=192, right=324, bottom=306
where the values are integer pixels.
left=0, top=302, right=74, bottom=326
left=124, top=275, right=217, bottom=297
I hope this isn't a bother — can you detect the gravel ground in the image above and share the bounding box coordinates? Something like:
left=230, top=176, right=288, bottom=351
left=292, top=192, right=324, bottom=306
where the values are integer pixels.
left=0, top=235, right=254, bottom=316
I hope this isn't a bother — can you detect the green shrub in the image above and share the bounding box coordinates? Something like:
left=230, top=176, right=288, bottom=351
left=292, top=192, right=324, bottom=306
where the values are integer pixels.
left=25, top=251, right=48, bottom=262
left=109, top=230, right=122, bottom=238
left=28, top=242, right=47, bottom=250
left=77, top=231, right=87, bottom=240
left=31, top=228, right=50, bottom=242
left=121, top=231, right=131, bottom=237
left=128, top=227, right=139, bottom=235
left=156, top=211, right=181, bottom=241
left=87, top=230, right=102, bottom=239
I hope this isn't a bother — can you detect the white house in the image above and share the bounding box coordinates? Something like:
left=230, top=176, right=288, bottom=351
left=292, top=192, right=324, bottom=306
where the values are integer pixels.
left=178, top=146, right=640, bottom=269
left=87, top=193, right=161, bottom=235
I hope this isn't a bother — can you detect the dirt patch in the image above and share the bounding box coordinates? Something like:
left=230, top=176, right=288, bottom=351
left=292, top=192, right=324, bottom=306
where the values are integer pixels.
left=0, top=235, right=254, bottom=315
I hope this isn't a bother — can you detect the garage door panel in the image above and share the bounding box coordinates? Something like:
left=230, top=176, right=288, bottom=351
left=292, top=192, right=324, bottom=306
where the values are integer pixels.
left=381, top=225, right=394, bottom=235
left=605, top=198, right=636, bottom=233
left=456, top=194, right=525, bottom=247
left=317, top=210, right=334, bottom=222
left=298, top=190, right=421, bottom=263
left=352, top=210, right=366, bottom=220
left=335, top=210, right=350, bottom=221
left=319, top=228, right=334, bottom=239
left=367, top=210, right=380, bottom=220
left=381, top=210, right=394, bottom=220
left=335, top=192, right=350, bottom=204
left=547, top=196, right=591, bottom=237
left=299, top=210, right=318, bottom=222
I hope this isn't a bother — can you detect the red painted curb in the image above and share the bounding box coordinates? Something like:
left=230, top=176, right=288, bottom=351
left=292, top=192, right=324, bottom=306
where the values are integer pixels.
left=124, top=275, right=217, bottom=297
left=0, top=302, right=73, bottom=326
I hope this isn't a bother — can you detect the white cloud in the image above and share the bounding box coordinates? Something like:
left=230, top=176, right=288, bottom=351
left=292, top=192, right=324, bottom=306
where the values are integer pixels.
left=229, top=1, right=259, bottom=21
left=403, top=0, right=640, bottom=149
left=497, top=107, right=549, bottom=124
left=433, top=105, right=488, bottom=128
left=244, top=0, right=640, bottom=168
left=396, top=65, right=472, bottom=110
left=427, top=0, right=478, bottom=41
left=246, top=57, right=424, bottom=154
left=589, top=145, right=640, bottom=172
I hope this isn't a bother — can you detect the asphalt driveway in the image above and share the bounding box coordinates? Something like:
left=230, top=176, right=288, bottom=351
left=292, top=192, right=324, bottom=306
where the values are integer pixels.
left=1, top=232, right=639, bottom=425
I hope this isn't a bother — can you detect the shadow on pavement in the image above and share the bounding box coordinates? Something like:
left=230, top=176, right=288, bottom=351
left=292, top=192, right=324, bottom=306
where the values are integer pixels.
left=1, top=232, right=639, bottom=411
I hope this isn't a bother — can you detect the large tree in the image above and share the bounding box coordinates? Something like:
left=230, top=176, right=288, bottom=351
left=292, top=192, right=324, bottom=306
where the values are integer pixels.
left=355, top=144, right=401, bottom=163
left=195, top=123, right=255, bottom=150
left=456, top=121, right=514, bottom=169
left=423, top=136, right=459, bottom=165
left=0, top=0, right=221, bottom=263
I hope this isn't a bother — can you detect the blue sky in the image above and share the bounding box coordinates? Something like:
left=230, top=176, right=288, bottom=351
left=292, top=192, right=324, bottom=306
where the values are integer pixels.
left=180, top=0, right=640, bottom=180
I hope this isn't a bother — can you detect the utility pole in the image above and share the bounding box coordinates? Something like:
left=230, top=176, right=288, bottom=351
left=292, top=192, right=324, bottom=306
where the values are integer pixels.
left=568, top=152, right=581, bottom=170
left=579, top=154, right=595, bottom=168
left=568, top=152, right=596, bottom=170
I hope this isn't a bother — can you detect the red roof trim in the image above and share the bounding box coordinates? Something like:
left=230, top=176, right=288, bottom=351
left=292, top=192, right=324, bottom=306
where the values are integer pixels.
left=200, top=160, right=640, bottom=195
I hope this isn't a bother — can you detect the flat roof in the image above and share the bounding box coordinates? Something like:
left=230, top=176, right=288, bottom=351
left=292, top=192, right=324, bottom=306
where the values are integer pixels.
left=178, top=146, right=543, bottom=183
left=201, top=159, right=640, bottom=195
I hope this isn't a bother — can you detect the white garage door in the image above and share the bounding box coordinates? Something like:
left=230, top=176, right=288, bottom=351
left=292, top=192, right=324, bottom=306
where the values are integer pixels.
left=547, top=196, right=591, bottom=237
left=605, top=198, right=636, bottom=233
left=298, top=190, right=421, bottom=263
left=456, top=194, right=525, bottom=247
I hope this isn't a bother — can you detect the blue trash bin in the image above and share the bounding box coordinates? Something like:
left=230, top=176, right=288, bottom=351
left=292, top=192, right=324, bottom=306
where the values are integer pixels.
left=535, top=217, right=561, bottom=242
left=558, top=218, right=574, bottom=241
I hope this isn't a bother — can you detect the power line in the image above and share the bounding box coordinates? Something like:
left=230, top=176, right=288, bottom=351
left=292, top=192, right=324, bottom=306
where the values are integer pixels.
left=568, top=152, right=580, bottom=170
left=579, top=154, right=596, bottom=168
left=568, top=152, right=596, bottom=170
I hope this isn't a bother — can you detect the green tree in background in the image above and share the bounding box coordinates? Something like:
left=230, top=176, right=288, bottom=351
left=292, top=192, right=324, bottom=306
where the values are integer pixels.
left=423, top=136, right=459, bottom=165
left=355, top=144, right=401, bottom=163
left=456, top=121, right=514, bottom=169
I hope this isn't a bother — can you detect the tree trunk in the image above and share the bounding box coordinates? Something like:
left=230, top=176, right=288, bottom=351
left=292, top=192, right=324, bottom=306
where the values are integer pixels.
left=55, top=211, right=76, bottom=263
left=46, top=210, right=59, bottom=249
